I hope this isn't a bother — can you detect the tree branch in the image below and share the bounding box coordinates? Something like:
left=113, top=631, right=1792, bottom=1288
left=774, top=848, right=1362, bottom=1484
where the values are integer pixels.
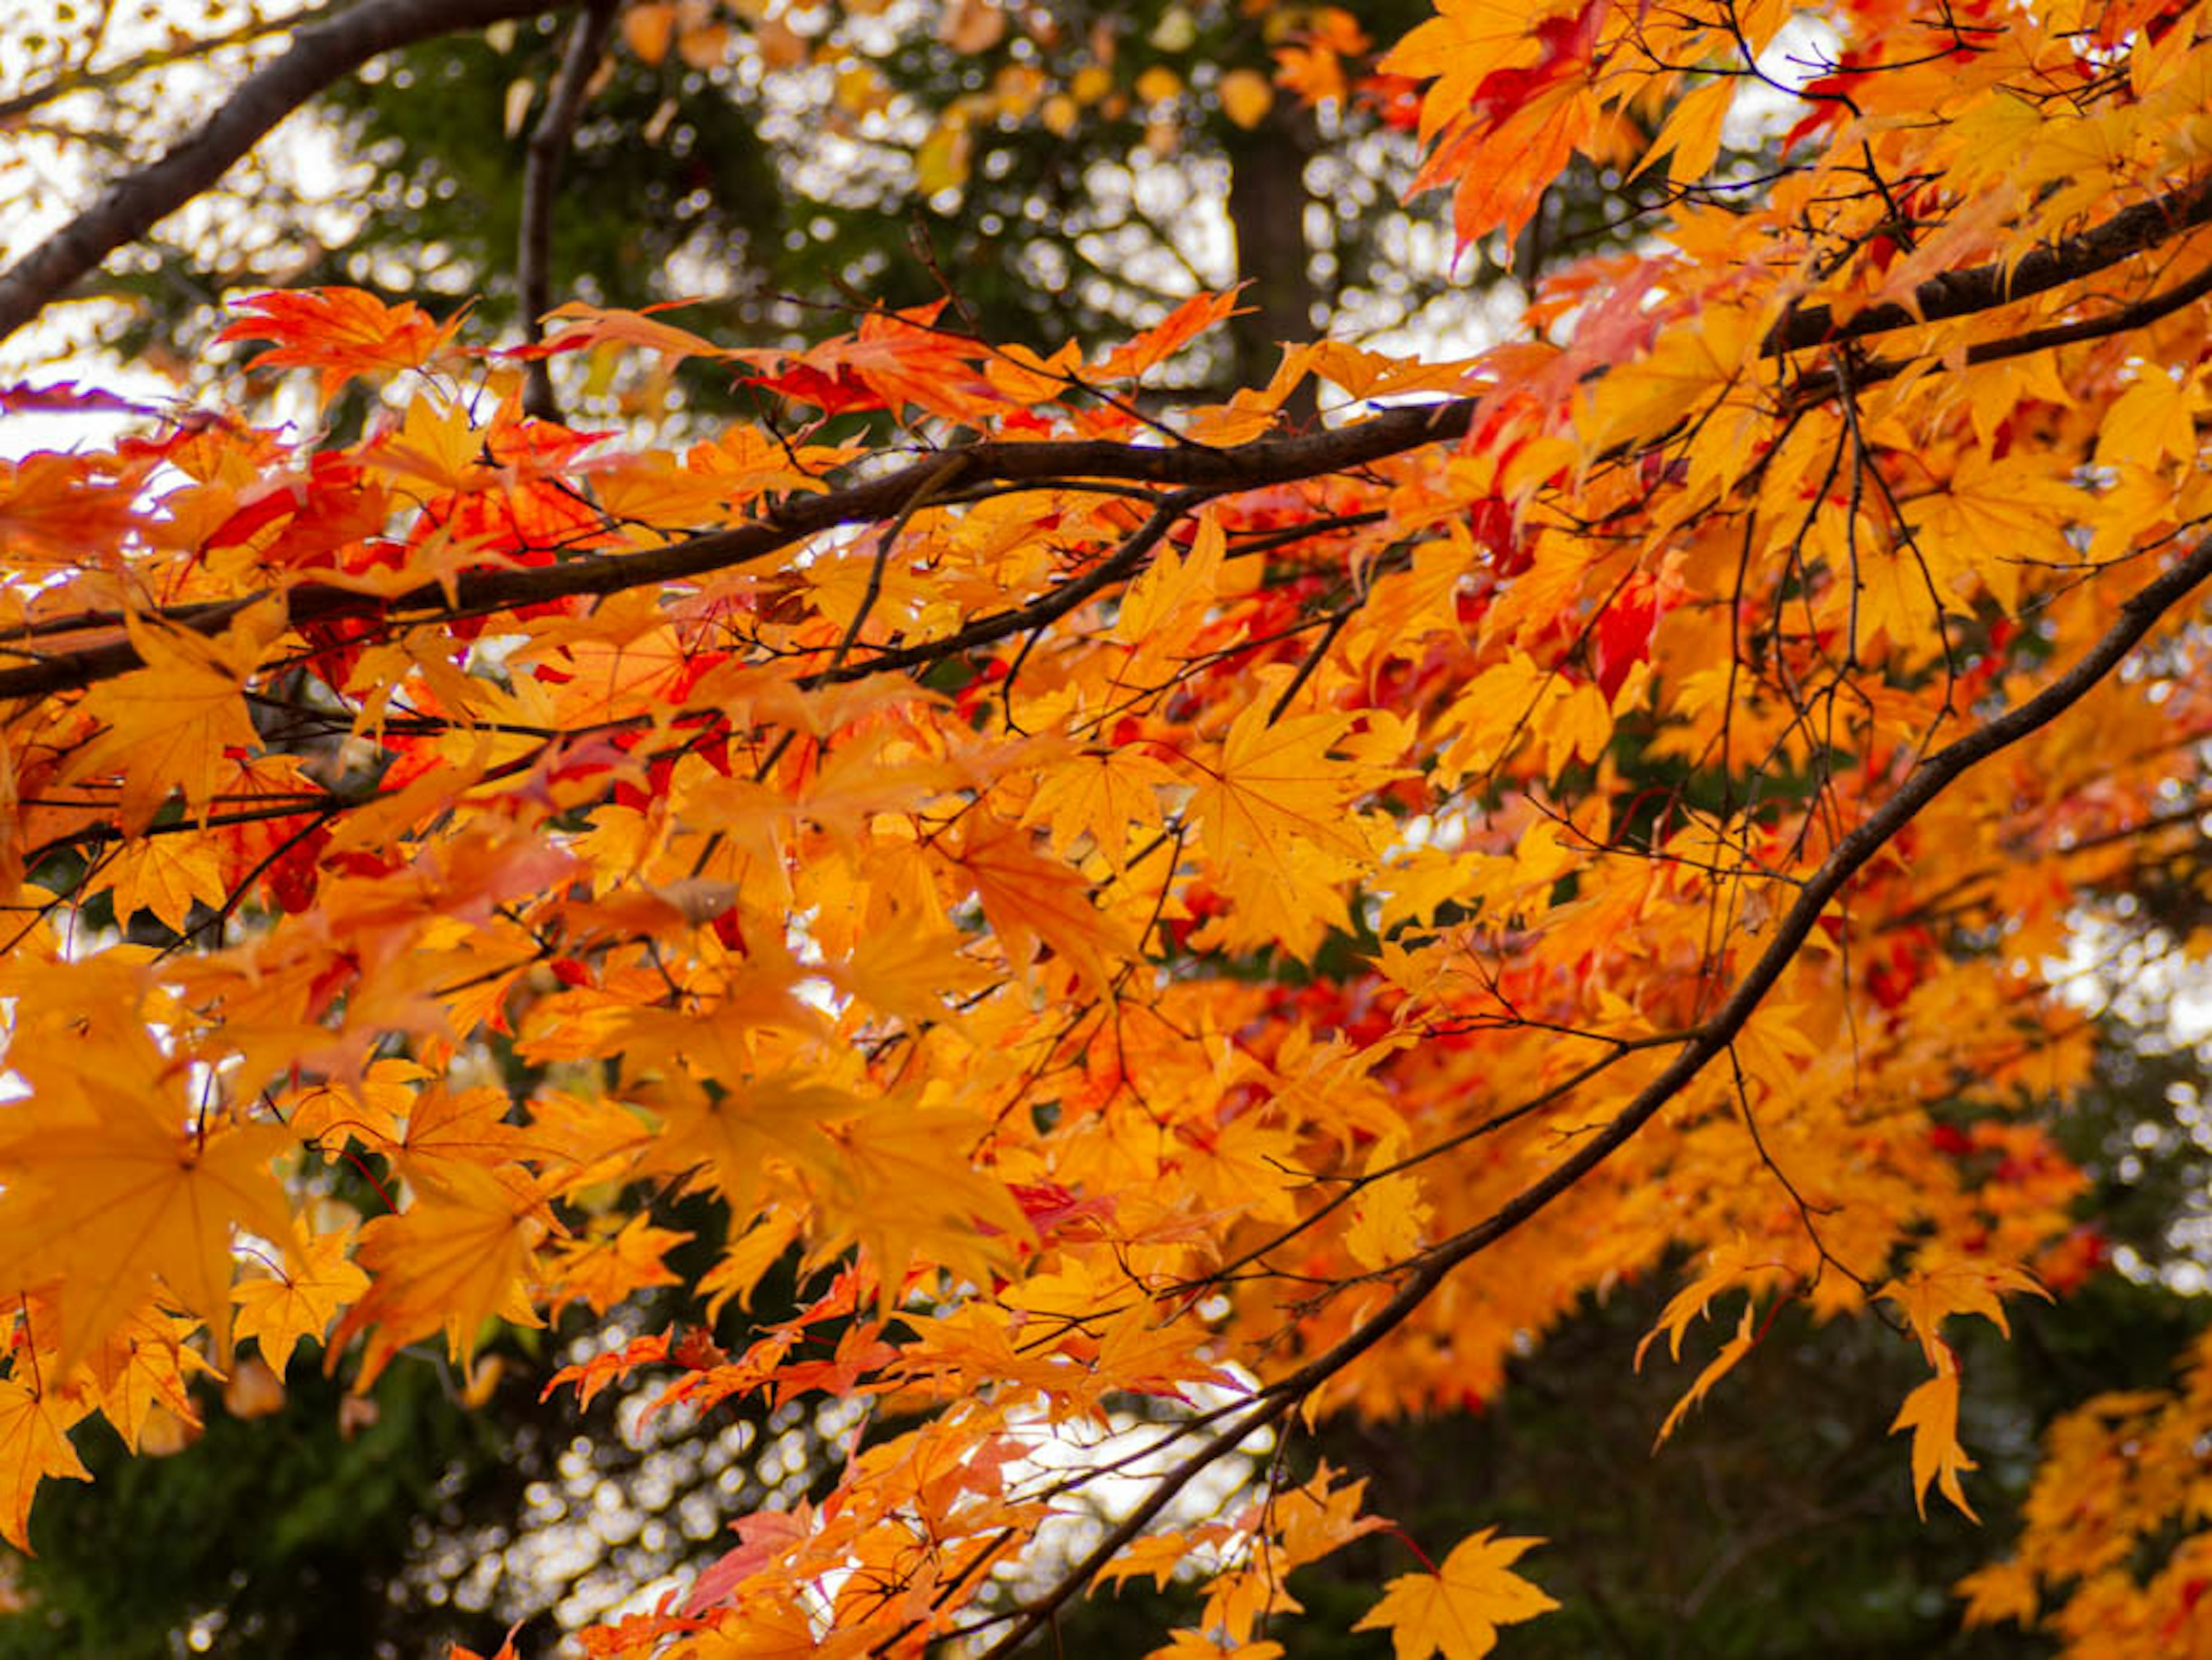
left=0, top=401, right=1476, bottom=701
left=1785, top=258, right=2212, bottom=409
left=0, top=0, right=574, bottom=345
left=517, top=0, right=618, bottom=422
left=1759, top=174, right=2212, bottom=357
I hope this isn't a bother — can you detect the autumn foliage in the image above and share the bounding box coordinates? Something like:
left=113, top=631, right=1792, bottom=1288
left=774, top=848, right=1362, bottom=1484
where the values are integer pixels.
left=3, top=0, right=2212, bottom=1654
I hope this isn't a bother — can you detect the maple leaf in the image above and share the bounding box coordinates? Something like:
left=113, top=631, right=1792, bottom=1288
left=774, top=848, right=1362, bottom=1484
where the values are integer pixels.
left=544, top=1215, right=691, bottom=1318
left=0, top=1088, right=296, bottom=1376
left=635, top=1062, right=857, bottom=1219
left=78, top=1304, right=214, bottom=1453
left=66, top=602, right=288, bottom=833
left=1190, top=701, right=1388, bottom=946
left=695, top=1216, right=805, bottom=1321
left=217, top=287, right=462, bottom=408
left=99, top=832, right=229, bottom=934
left=1353, top=1529, right=1561, bottom=1660
left=1147, top=1632, right=1285, bottom=1660
left=445, top=1624, right=522, bottom=1660
left=1194, top=704, right=1381, bottom=870
left=732, top=302, right=993, bottom=420
left=1096, top=289, right=1246, bottom=380
left=1878, top=1257, right=2050, bottom=1371
left=0, top=1380, right=92, bottom=1552
left=541, top=1330, right=673, bottom=1412
left=0, top=449, right=148, bottom=566
left=524, top=298, right=726, bottom=363
left=1648, top=1299, right=1759, bottom=1451
left=389, top=1082, right=532, bottom=1189
left=955, top=812, right=1137, bottom=992
left=1955, top=1558, right=2039, bottom=1628
left=1892, top=1370, right=1979, bottom=1522
left=327, top=1164, right=553, bottom=1390
left=810, top=1101, right=1032, bottom=1310
left=232, top=1222, right=371, bottom=1378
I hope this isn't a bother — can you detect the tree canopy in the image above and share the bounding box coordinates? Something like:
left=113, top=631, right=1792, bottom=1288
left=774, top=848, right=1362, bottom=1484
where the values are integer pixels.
left=2, top=1, right=2211, bottom=1655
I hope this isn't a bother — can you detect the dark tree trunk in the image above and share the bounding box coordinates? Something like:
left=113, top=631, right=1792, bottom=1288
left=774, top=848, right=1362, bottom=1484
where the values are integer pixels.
left=1224, top=100, right=1321, bottom=421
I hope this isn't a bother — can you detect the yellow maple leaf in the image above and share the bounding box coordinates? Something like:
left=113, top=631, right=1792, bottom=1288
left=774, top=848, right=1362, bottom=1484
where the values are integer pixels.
left=544, top=1214, right=690, bottom=1318
left=832, top=920, right=991, bottom=1028
left=1891, top=1370, right=1979, bottom=1521
left=697, top=1213, right=803, bottom=1319
left=1103, top=1530, right=1221, bottom=1594
left=1116, top=513, right=1226, bottom=647
left=1581, top=302, right=1757, bottom=457
left=1633, top=76, right=1736, bottom=187
left=1907, top=449, right=2081, bottom=613
left=328, top=1164, right=551, bottom=1390
left=66, top=603, right=286, bottom=833
left=1378, top=0, right=1565, bottom=145
left=1649, top=1299, right=1759, bottom=1451
left=1191, top=701, right=1389, bottom=950
left=639, top=1067, right=856, bottom=1219
left=78, top=1304, right=213, bottom=1453
left=99, top=833, right=228, bottom=934
left=1878, top=1256, right=2050, bottom=1369
left=1956, top=1557, right=2039, bottom=1628
left=233, top=1222, right=371, bottom=1378
left=1352, top=1529, right=1561, bottom=1660
left=810, top=1101, right=1031, bottom=1310
left=0, top=1090, right=296, bottom=1376
left=1146, top=1632, right=1283, bottom=1660
left=0, top=1380, right=90, bottom=1552
left=1020, top=745, right=1180, bottom=873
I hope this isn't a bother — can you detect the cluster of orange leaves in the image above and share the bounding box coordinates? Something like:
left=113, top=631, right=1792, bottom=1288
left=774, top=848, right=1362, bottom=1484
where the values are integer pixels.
left=2, top=0, right=2212, bottom=1655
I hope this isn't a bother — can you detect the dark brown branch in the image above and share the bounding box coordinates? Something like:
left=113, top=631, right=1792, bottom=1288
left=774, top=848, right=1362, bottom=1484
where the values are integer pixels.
left=517, top=0, right=618, bottom=421
left=1786, top=258, right=2212, bottom=408
left=0, top=401, right=1478, bottom=702
left=1760, top=174, right=2212, bottom=357
left=0, top=0, right=573, bottom=345
left=967, top=527, right=2212, bottom=1660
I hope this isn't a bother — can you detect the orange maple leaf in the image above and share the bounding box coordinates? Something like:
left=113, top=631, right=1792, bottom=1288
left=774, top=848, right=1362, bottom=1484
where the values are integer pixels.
left=217, top=287, right=463, bottom=408
left=66, top=602, right=289, bottom=833
left=327, top=1164, right=553, bottom=1390
left=0, top=1092, right=296, bottom=1377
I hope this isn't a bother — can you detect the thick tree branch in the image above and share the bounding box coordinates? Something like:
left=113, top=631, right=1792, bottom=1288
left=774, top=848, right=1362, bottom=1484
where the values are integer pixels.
left=1786, top=258, right=2212, bottom=410
left=0, top=401, right=1477, bottom=701
left=1760, top=174, right=2212, bottom=357
left=966, top=527, right=2212, bottom=1660
left=517, top=0, right=618, bottom=422
left=0, top=0, right=573, bottom=345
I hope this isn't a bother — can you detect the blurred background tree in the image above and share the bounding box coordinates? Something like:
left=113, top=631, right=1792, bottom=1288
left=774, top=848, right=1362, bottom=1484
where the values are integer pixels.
left=3, top=1, right=1647, bottom=410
